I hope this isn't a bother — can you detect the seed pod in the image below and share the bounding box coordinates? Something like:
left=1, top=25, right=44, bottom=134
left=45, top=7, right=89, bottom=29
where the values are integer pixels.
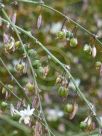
left=56, top=31, right=65, bottom=39
left=58, top=86, right=68, bottom=97
left=32, top=60, right=41, bottom=68
left=1, top=101, right=8, bottom=107
left=66, top=31, right=73, bottom=40
left=70, top=38, right=78, bottom=47
left=28, top=49, right=38, bottom=61
left=26, top=82, right=34, bottom=92
left=69, top=103, right=78, bottom=120
left=64, top=103, right=73, bottom=113
left=37, top=66, right=44, bottom=76
left=15, top=63, right=25, bottom=73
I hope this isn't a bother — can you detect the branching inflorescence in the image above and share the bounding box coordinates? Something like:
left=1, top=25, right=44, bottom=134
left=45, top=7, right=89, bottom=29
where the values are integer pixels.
left=0, top=0, right=102, bottom=135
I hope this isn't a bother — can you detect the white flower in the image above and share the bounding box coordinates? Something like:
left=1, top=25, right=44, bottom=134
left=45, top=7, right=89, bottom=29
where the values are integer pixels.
left=17, top=105, right=34, bottom=124
left=10, top=105, right=35, bottom=124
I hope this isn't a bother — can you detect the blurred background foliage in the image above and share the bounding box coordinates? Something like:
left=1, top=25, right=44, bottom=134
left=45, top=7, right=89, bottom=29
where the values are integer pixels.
left=0, top=0, right=102, bottom=136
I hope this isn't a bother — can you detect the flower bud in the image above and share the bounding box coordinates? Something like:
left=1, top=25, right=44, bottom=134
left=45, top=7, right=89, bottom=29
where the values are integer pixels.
left=2, top=87, right=6, bottom=94
left=26, top=82, right=34, bottom=92
left=15, top=63, right=25, bottom=73
left=1, top=101, right=8, bottom=107
left=15, top=41, right=21, bottom=49
left=56, top=31, right=65, bottom=39
left=58, top=86, right=68, bottom=97
left=56, top=75, right=62, bottom=84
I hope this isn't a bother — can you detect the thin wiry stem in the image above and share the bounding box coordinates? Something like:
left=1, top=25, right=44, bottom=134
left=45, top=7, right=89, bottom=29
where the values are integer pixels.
left=0, top=80, right=22, bottom=101
left=2, top=9, right=53, bottom=136
left=1, top=17, right=102, bottom=128
left=33, top=113, right=55, bottom=136
left=0, top=80, right=54, bottom=135
left=0, top=115, right=31, bottom=136
left=18, top=0, right=102, bottom=47
left=0, top=57, right=30, bottom=103
left=0, top=79, right=53, bottom=134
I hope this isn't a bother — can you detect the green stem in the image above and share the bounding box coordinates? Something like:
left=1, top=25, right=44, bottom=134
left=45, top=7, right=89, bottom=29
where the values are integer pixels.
left=0, top=115, right=31, bottom=136
left=0, top=80, right=22, bottom=101
left=1, top=17, right=101, bottom=128
left=0, top=79, right=54, bottom=135
left=33, top=113, right=55, bottom=136
left=0, top=57, right=30, bottom=103
left=18, top=0, right=102, bottom=47
left=2, top=9, right=53, bottom=136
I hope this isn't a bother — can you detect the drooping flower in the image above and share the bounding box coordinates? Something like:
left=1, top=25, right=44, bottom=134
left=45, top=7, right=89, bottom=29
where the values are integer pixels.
left=17, top=105, right=34, bottom=124
left=10, top=105, right=35, bottom=124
